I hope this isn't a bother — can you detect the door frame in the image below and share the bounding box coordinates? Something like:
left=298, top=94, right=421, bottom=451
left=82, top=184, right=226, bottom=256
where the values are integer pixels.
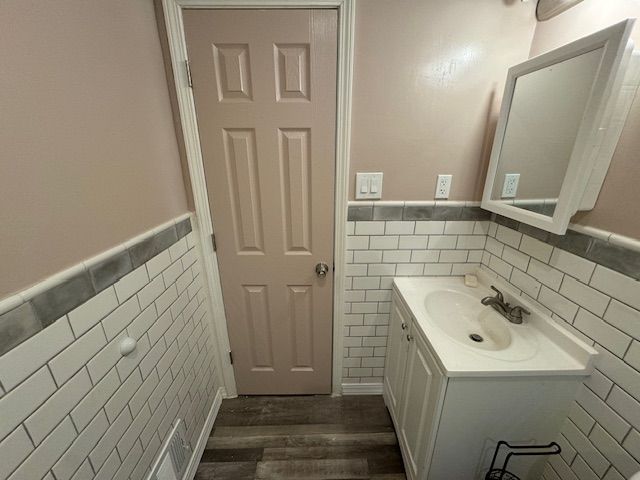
left=161, top=0, right=355, bottom=396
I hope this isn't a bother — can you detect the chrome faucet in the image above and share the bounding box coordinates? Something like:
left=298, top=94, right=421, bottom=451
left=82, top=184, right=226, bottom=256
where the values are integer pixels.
left=481, top=286, right=530, bottom=324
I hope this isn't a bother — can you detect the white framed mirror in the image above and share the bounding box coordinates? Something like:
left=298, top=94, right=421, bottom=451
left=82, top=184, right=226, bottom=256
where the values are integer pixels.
left=481, top=19, right=636, bottom=234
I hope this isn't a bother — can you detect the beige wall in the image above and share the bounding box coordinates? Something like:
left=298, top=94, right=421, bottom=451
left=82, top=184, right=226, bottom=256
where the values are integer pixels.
left=530, top=0, right=640, bottom=238
left=348, top=0, right=537, bottom=201
left=0, top=0, right=188, bottom=298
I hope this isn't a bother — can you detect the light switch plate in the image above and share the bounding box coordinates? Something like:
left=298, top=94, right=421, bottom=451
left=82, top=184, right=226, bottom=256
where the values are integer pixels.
left=502, top=173, right=520, bottom=198
left=355, top=172, right=383, bottom=199
left=435, top=175, right=452, bottom=199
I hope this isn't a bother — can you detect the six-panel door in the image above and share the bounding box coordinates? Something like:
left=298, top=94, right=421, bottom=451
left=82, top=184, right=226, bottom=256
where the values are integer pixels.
left=183, top=9, right=337, bottom=394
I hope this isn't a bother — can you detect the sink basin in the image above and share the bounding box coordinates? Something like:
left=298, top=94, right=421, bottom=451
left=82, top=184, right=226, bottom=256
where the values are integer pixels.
left=424, top=289, right=538, bottom=360
left=425, top=290, right=512, bottom=351
left=393, top=270, right=597, bottom=376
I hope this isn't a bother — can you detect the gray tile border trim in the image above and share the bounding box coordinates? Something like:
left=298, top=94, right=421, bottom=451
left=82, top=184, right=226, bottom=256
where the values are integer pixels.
left=403, top=206, right=434, bottom=220
left=31, top=272, right=96, bottom=327
left=0, top=217, right=192, bottom=357
left=176, top=218, right=192, bottom=238
left=129, top=236, right=158, bottom=268
left=0, top=303, right=42, bottom=356
left=431, top=206, right=463, bottom=221
left=517, top=222, right=549, bottom=242
left=349, top=204, right=490, bottom=222
left=89, top=251, right=133, bottom=293
left=461, top=207, right=491, bottom=221
left=587, top=238, right=640, bottom=280
left=347, top=206, right=373, bottom=221
left=130, top=226, right=178, bottom=268
left=372, top=205, right=403, bottom=221
left=494, top=215, right=640, bottom=281
left=549, top=230, right=593, bottom=258
left=494, top=214, right=520, bottom=231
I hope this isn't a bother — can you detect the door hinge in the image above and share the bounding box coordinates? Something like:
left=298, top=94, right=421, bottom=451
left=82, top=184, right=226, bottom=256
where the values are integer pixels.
left=211, top=232, right=217, bottom=252
left=185, top=60, right=193, bottom=88
left=229, top=351, right=233, bottom=364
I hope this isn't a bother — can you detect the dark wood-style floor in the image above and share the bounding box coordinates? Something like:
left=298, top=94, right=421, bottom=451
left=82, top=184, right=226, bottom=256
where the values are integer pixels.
left=195, top=395, right=407, bottom=479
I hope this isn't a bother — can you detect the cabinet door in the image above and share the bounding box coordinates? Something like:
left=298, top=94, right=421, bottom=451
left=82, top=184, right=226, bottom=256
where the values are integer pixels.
left=383, top=292, right=411, bottom=419
left=397, top=330, right=445, bottom=480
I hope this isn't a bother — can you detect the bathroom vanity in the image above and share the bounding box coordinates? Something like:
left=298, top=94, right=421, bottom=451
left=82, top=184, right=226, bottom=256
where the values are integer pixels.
left=383, top=271, right=597, bottom=480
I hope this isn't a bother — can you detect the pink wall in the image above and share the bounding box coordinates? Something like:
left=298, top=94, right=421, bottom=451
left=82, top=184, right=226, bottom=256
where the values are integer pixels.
left=348, top=0, right=537, bottom=201
left=349, top=0, right=640, bottom=239
left=0, top=0, right=189, bottom=297
left=530, top=0, right=640, bottom=239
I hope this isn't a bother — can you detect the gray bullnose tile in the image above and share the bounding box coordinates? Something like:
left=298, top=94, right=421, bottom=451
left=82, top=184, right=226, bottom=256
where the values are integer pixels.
left=154, top=225, right=180, bottom=251
left=176, top=218, right=193, bottom=238
left=349, top=204, right=489, bottom=222
left=347, top=206, right=373, bottom=221
left=587, top=239, right=640, bottom=281
left=128, top=236, right=157, bottom=268
left=548, top=230, right=593, bottom=258
left=0, top=220, right=190, bottom=360
left=129, top=225, right=179, bottom=268
left=31, top=272, right=96, bottom=327
left=517, top=223, right=550, bottom=242
left=0, top=302, right=42, bottom=356
left=402, top=205, right=433, bottom=220
left=372, top=205, right=403, bottom=221
left=460, top=207, right=491, bottom=221
left=89, top=251, right=133, bottom=293
left=496, top=221, right=639, bottom=281
left=431, top=206, right=463, bottom=221
left=494, top=214, right=520, bottom=230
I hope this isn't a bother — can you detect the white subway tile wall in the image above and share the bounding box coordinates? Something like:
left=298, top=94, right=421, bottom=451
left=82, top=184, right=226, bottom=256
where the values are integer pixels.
left=343, top=220, right=487, bottom=384
left=0, top=229, right=220, bottom=480
left=481, top=222, right=640, bottom=480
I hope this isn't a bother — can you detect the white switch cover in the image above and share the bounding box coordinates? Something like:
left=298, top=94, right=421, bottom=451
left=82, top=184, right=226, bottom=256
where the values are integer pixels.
left=502, top=173, right=520, bottom=198
left=435, top=175, right=452, bottom=199
left=355, top=172, right=383, bottom=199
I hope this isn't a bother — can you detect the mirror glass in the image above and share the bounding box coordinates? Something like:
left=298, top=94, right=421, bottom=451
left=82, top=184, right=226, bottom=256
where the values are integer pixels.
left=490, top=47, right=604, bottom=216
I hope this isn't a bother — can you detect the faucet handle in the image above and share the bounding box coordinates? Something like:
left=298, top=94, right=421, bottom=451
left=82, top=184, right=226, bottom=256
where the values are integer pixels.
left=490, top=285, right=504, bottom=302
left=509, top=305, right=531, bottom=321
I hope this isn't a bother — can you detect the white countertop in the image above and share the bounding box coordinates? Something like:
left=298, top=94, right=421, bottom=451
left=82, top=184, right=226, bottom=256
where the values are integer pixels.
left=393, top=271, right=597, bottom=377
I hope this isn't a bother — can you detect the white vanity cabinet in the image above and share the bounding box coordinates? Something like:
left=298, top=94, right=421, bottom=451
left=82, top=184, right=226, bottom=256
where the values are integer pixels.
left=396, top=320, right=445, bottom=479
left=383, top=296, right=411, bottom=419
left=385, top=290, right=445, bottom=480
left=384, top=286, right=588, bottom=480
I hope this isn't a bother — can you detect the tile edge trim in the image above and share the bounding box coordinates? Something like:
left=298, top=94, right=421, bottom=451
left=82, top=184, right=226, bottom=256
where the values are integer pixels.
left=493, top=215, right=640, bottom=280
left=347, top=201, right=491, bottom=222
left=0, top=213, right=195, bottom=317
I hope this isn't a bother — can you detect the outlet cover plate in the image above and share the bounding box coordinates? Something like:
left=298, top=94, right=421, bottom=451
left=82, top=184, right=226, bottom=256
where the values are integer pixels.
left=502, top=173, right=520, bottom=198
left=435, top=174, right=452, bottom=199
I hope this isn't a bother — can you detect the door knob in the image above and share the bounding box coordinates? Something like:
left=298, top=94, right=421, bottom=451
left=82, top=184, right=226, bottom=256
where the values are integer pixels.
left=315, top=262, right=329, bottom=278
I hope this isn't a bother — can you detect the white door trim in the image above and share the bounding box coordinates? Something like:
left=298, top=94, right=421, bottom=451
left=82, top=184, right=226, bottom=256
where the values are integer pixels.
left=161, top=0, right=355, bottom=396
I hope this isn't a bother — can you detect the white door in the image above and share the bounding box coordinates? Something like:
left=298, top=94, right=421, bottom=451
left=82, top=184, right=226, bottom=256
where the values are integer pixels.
left=183, top=9, right=338, bottom=394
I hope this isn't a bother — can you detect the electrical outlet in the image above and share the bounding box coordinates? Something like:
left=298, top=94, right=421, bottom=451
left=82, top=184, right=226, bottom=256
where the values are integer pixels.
left=435, top=175, right=452, bottom=199
left=502, top=173, right=520, bottom=198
